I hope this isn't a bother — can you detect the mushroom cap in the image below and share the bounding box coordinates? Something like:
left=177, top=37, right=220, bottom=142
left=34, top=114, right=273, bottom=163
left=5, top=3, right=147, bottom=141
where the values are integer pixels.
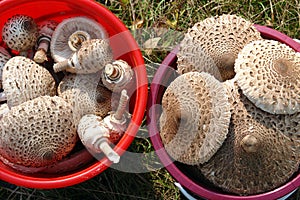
left=177, top=14, right=262, bottom=81
left=58, top=73, right=112, bottom=124
left=199, top=81, right=300, bottom=195
left=159, top=72, right=231, bottom=165
left=0, top=47, right=11, bottom=89
left=2, top=14, right=38, bottom=52
left=50, top=16, right=108, bottom=63
left=73, top=38, right=113, bottom=74
left=2, top=56, right=57, bottom=107
left=234, top=39, right=300, bottom=114
left=0, top=96, right=77, bottom=168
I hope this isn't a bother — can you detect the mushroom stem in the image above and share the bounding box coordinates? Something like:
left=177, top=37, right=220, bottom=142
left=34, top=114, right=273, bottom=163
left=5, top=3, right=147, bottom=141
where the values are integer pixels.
left=53, top=59, right=76, bottom=73
left=240, top=135, right=259, bottom=153
left=0, top=92, right=7, bottom=102
left=34, top=37, right=50, bottom=63
left=114, top=90, right=129, bottom=121
left=68, top=30, right=91, bottom=51
left=97, top=139, right=120, bottom=163
left=105, top=63, right=121, bottom=81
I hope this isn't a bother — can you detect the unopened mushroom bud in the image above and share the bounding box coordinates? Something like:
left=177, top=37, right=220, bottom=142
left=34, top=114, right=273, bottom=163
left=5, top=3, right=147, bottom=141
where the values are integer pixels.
left=0, top=46, right=11, bottom=90
left=53, top=39, right=113, bottom=74
left=34, top=20, right=58, bottom=63
left=77, top=90, right=130, bottom=163
left=50, top=16, right=108, bottom=63
left=2, top=14, right=38, bottom=56
left=101, top=60, right=134, bottom=92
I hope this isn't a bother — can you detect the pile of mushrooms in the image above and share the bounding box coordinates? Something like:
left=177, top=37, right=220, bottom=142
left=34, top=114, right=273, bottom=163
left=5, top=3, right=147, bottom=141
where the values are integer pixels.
left=159, top=14, right=300, bottom=195
left=0, top=14, right=134, bottom=173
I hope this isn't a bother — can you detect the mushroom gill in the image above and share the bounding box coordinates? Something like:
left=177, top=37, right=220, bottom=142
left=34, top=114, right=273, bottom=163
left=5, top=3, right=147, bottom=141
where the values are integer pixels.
left=177, top=14, right=262, bottom=81
left=234, top=39, right=300, bottom=114
left=198, top=80, right=300, bottom=195
left=159, top=72, right=231, bottom=165
left=0, top=96, right=77, bottom=168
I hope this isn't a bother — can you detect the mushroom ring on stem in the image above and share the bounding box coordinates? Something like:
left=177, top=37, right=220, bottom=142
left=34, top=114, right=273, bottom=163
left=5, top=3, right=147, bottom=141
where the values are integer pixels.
left=234, top=39, right=300, bottom=114
left=159, top=72, right=231, bottom=165
left=50, top=16, right=108, bottom=63
left=0, top=96, right=78, bottom=168
left=199, top=81, right=300, bottom=195
left=53, top=39, right=113, bottom=74
left=77, top=89, right=130, bottom=163
left=2, top=56, right=56, bottom=108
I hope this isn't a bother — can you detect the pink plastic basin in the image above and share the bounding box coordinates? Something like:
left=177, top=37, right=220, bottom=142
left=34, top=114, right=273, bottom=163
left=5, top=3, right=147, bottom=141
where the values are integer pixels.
left=147, top=25, right=300, bottom=200
left=0, top=0, right=148, bottom=189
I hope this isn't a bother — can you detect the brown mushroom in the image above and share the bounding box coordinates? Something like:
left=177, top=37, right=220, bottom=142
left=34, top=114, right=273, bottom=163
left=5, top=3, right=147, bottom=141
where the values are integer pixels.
left=50, top=16, right=108, bottom=63
left=0, top=96, right=77, bottom=168
left=0, top=46, right=11, bottom=90
left=234, top=39, right=300, bottom=114
left=53, top=39, right=113, bottom=74
left=33, top=20, right=58, bottom=63
left=77, top=89, right=130, bottom=163
left=177, top=14, right=262, bottom=81
left=159, top=72, right=231, bottom=165
left=2, top=56, right=56, bottom=107
left=198, top=80, right=300, bottom=195
left=2, top=14, right=38, bottom=55
left=101, top=59, right=134, bottom=92
left=58, top=73, right=112, bottom=124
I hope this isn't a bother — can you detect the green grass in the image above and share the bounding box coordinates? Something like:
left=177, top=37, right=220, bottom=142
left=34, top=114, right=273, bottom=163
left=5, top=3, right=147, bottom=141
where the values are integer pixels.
left=1, top=0, right=300, bottom=199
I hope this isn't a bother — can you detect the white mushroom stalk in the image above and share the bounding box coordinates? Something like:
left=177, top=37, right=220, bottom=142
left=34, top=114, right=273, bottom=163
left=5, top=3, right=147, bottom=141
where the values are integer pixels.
left=34, top=20, right=58, bottom=63
left=77, top=90, right=130, bottom=163
left=101, top=60, right=134, bottom=92
left=53, top=39, right=113, bottom=74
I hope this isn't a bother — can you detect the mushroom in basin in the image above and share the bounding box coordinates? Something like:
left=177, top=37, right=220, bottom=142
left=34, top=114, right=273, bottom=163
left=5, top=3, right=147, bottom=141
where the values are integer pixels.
left=177, top=14, right=262, bottom=81
left=2, top=14, right=38, bottom=56
left=0, top=46, right=11, bottom=91
left=159, top=72, right=231, bottom=165
left=50, top=16, right=108, bottom=63
left=58, top=73, right=112, bottom=124
left=0, top=96, right=77, bottom=168
left=198, top=81, right=300, bottom=195
left=234, top=39, right=300, bottom=114
left=53, top=39, right=113, bottom=74
left=2, top=56, right=56, bottom=108
left=101, top=59, right=134, bottom=92
left=77, top=90, right=131, bottom=163
left=33, top=20, right=58, bottom=63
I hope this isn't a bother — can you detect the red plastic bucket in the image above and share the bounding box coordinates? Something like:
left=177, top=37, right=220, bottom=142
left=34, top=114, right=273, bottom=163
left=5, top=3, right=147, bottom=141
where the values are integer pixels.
left=147, top=25, right=300, bottom=200
left=0, top=0, right=148, bottom=189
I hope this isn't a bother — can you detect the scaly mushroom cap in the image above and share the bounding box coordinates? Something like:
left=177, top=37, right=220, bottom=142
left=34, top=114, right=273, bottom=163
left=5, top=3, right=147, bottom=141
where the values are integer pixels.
left=177, top=14, right=262, bottom=81
left=235, top=39, right=300, bottom=114
left=50, top=16, right=108, bottom=63
left=199, top=81, right=300, bottom=195
left=159, top=72, right=231, bottom=165
left=0, top=96, right=77, bottom=168
left=0, top=47, right=11, bottom=89
left=2, top=14, right=38, bottom=52
left=2, top=56, right=56, bottom=107
left=58, top=73, right=112, bottom=124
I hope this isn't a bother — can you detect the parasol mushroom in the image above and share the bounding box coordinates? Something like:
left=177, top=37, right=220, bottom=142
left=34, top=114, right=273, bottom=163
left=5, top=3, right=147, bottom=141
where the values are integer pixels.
left=53, top=39, right=113, bottom=74
left=0, top=46, right=11, bottom=90
left=2, top=56, right=56, bottom=108
left=159, top=72, right=231, bottom=165
left=77, top=89, right=131, bottom=163
left=199, top=80, right=300, bottom=195
left=33, top=20, right=58, bottom=63
left=177, top=14, right=262, bottom=81
left=234, top=39, right=300, bottom=114
left=50, top=16, right=108, bottom=63
left=101, top=59, right=134, bottom=92
left=2, top=14, right=38, bottom=56
left=0, top=96, right=77, bottom=168
left=58, top=73, right=112, bottom=124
